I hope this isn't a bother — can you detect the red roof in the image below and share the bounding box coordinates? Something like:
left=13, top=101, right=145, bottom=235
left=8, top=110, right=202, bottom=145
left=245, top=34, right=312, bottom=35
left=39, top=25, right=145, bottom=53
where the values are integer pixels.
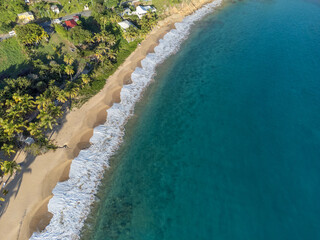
left=65, top=19, right=77, bottom=28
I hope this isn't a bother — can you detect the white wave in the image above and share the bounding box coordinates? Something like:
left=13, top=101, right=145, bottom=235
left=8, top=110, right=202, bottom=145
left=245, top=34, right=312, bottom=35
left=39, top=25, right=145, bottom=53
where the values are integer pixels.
left=30, top=1, right=222, bottom=239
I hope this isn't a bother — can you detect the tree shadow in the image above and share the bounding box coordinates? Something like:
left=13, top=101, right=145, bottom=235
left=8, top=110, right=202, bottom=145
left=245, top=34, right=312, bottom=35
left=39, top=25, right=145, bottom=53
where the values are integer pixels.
left=0, top=106, right=69, bottom=217
left=80, top=16, right=100, bottom=33
left=0, top=153, right=34, bottom=216
left=0, top=62, right=31, bottom=80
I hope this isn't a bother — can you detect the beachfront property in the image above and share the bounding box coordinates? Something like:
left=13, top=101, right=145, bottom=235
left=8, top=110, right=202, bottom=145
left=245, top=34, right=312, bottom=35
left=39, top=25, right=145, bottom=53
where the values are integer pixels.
left=51, top=5, right=60, bottom=14
left=133, top=5, right=156, bottom=18
left=17, top=12, right=34, bottom=23
left=118, top=20, right=137, bottom=31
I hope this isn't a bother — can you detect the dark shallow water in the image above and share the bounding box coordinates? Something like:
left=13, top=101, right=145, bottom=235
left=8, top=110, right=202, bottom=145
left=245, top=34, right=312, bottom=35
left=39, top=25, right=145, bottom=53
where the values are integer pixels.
left=81, top=0, right=320, bottom=239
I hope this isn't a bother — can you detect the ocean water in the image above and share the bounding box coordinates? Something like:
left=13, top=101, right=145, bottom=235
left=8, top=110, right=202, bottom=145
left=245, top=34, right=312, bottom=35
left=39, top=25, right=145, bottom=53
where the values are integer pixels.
left=79, top=0, right=320, bottom=239
left=82, top=0, right=320, bottom=240
left=31, top=0, right=320, bottom=239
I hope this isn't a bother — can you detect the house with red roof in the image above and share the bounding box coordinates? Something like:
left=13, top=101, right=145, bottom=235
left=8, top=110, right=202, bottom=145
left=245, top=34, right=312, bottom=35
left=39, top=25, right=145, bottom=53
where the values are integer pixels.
left=65, top=19, right=77, bottom=29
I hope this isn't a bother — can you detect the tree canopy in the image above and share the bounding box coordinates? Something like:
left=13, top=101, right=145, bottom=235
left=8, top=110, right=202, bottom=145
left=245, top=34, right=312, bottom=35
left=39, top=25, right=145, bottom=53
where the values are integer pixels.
left=0, top=0, right=26, bottom=33
left=15, top=23, right=48, bottom=45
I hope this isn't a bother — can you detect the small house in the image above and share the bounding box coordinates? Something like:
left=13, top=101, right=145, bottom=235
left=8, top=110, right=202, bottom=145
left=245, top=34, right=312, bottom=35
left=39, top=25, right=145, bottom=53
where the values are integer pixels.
left=52, top=18, right=62, bottom=24
left=84, top=4, right=89, bottom=10
left=17, top=12, right=34, bottom=23
left=9, top=31, right=16, bottom=36
left=51, top=5, right=60, bottom=14
left=134, top=5, right=156, bottom=18
left=121, top=8, right=132, bottom=17
left=118, top=20, right=137, bottom=31
left=65, top=19, right=77, bottom=29
left=24, top=137, right=35, bottom=145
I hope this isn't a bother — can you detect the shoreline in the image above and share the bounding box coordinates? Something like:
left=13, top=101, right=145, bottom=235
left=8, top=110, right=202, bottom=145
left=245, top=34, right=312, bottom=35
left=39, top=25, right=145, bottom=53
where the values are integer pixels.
left=0, top=1, right=223, bottom=239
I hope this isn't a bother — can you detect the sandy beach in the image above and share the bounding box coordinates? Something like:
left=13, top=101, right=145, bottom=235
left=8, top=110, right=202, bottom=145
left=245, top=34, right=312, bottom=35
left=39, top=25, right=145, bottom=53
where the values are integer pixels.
left=0, top=1, right=220, bottom=239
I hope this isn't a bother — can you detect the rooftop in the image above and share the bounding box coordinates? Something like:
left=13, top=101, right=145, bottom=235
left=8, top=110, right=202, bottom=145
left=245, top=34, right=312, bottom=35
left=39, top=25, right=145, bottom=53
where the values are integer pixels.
left=118, top=20, right=136, bottom=30
left=136, top=5, right=156, bottom=14
left=65, top=19, right=77, bottom=28
left=17, top=12, right=33, bottom=17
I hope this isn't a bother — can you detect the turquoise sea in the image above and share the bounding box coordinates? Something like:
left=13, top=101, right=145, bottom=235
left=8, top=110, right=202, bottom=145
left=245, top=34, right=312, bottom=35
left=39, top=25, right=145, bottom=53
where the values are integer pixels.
left=81, top=0, right=320, bottom=239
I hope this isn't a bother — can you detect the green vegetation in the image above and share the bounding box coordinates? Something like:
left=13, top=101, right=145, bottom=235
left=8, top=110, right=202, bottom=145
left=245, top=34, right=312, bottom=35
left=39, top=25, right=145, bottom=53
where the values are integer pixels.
left=0, top=38, right=28, bottom=76
left=29, top=0, right=89, bottom=20
left=0, top=0, right=26, bottom=33
left=0, top=2, right=158, bottom=156
left=0, top=0, right=191, bottom=201
left=15, top=23, right=49, bottom=45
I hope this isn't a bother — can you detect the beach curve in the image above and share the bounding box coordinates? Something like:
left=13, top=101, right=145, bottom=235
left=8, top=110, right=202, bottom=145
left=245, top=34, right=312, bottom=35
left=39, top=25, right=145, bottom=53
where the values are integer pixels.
left=0, top=1, right=223, bottom=239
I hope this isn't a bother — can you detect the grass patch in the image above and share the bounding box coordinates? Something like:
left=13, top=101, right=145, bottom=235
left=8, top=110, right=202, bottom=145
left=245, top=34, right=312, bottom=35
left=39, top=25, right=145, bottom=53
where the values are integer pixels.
left=0, top=37, right=28, bottom=77
left=34, top=33, right=78, bottom=61
left=152, top=0, right=184, bottom=10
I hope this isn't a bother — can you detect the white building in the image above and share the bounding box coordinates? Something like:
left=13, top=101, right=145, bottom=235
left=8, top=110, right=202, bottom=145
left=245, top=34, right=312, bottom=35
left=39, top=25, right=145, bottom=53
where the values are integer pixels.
left=52, top=18, right=62, bottom=24
left=118, top=20, right=137, bottom=31
left=9, top=31, right=16, bottom=36
left=121, top=8, right=132, bottom=17
left=134, top=5, right=156, bottom=18
left=51, top=5, right=60, bottom=14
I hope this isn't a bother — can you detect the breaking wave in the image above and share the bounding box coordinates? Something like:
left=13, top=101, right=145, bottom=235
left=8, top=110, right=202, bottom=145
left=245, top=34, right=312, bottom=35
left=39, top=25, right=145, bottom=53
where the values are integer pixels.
left=30, top=1, right=222, bottom=239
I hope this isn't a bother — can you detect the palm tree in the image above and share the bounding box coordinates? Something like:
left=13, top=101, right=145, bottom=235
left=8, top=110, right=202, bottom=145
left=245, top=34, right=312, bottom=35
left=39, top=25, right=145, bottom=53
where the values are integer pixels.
left=46, top=54, right=54, bottom=60
left=100, top=16, right=109, bottom=30
left=38, top=111, right=55, bottom=130
left=81, top=74, right=91, bottom=86
left=27, top=122, right=43, bottom=138
left=36, top=94, right=51, bottom=110
left=64, top=55, right=74, bottom=65
left=65, top=65, right=75, bottom=81
left=107, top=50, right=117, bottom=62
left=0, top=160, right=21, bottom=183
left=50, top=62, right=63, bottom=77
left=97, top=42, right=109, bottom=54
left=37, top=104, right=62, bottom=130
left=0, top=118, right=22, bottom=139
left=1, top=144, right=16, bottom=156
left=94, top=31, right=115, bottom=44
left=6, top=94, right=35, bottom=119
left=65, top=85, right=79, bottom=108
left=107, top=34, right=116, bottom=47
left=57, top=90, right=67, bottom=103
left=95, top=50, right=103, bottom=62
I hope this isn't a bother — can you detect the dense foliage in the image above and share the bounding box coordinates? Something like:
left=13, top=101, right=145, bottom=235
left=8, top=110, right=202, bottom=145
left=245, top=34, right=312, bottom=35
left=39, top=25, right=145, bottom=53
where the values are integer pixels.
left=0, top=0, right=26, bottom=33
left=15, top=24, right=49, bottom=45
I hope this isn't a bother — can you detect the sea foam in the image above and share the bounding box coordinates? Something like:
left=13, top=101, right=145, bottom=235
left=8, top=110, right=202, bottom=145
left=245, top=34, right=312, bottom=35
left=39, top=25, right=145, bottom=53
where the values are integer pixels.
left=30, top=1, right=222, bottom=239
